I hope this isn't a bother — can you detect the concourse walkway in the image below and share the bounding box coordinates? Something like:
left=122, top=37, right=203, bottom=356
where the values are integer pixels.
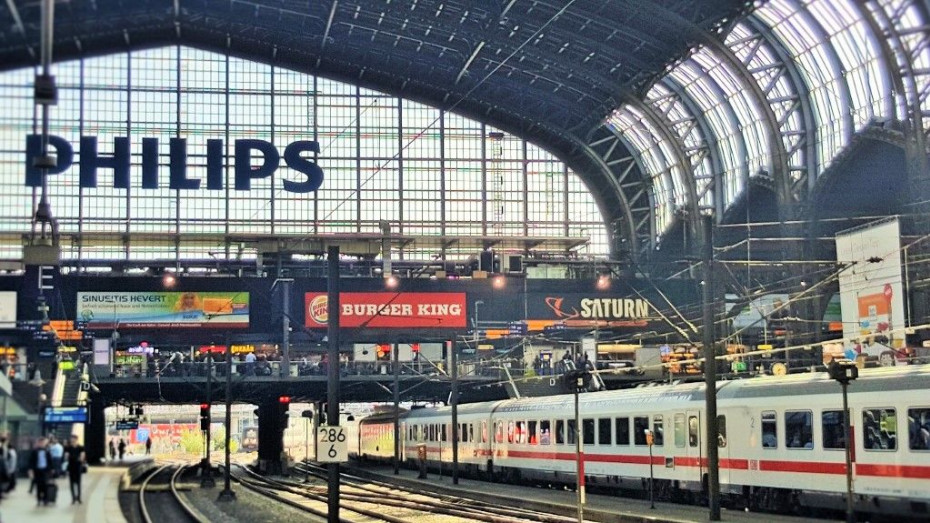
left=0, top=463, right=128, bottom=523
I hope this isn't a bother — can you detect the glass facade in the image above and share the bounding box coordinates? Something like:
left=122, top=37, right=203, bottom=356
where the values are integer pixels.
left=0, top=46, right=607, bottom=263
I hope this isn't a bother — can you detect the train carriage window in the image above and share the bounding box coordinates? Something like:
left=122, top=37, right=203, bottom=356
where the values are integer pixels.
left=862, top=408, right=897, bottom=451
left=598, top=418, right=611, bottom=446
left=583, top=418, right=595, bottom=445
left=496, top=421, right=504, bottom=443
left=634, top=417, right=649, bottom=445
left=822, top=410, right=846, bottom=450
left=460, top=423, right=467, bottom=443
left=469, top=423, right=475, bottom=444
left=482, top=421, right=488, bottom=443
left=762, top=411, right=777, bottom=448
left=529, top=420, right=538, bottom=445
left=717, top=415, right=727, bottom=448
left=786, top=411, right=813, bottom=449
left=517, top=421, right=528, bottom=444
left=556, top=420, right=565, bottom=444
left=442, top=423, right=448, bottom=442
left=689, top=415, right=699, bottom=447
left=907, top=408, right=930, bottom=451
left=674, top=414, right=686, bottom=448
left=616, top=417, right=630, bottom=445
left=568, top=419, right=578, bottom=445
left=652, top=416, right=664, bottom=446
left=540, top=420, right=552, bottom=445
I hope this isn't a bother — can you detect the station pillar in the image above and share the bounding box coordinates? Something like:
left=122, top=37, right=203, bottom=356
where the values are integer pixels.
left=256, top=400, right=287, bottom=474
left=85, top=399, right=107, bottom=465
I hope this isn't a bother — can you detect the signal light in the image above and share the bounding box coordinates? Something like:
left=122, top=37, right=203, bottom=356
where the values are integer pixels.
left=278, top=395, right=291, bottom=404
left=199, top=403, right=210, bottom=430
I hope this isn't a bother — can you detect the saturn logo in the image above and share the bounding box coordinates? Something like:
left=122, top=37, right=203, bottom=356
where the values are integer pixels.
left=308, top=295, right=329, bottom=324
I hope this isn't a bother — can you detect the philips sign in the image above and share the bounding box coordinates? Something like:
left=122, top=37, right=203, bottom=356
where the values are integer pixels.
left=25, top=135, right=324, bottom=193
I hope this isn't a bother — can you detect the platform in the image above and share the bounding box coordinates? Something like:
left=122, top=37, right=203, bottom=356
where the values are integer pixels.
left=0, top=462, right=129, bottom=523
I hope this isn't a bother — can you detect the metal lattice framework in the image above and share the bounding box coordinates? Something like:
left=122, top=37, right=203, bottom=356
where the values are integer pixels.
left=0, top=0, right=927, bottom=264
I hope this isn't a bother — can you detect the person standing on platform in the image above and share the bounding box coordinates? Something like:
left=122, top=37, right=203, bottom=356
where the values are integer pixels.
left=108, top=439, right=116, bottom=462
left=48, top=437, right=63, bottom=479
left=117, top=439, right=126, bottom=461
left=27, top=437, right=51, bottom=506
left=63, top=435, right=85, bottom=504
left=3, top=435, right=17, bottom=493
left=145, top=436, right=152, bottom=455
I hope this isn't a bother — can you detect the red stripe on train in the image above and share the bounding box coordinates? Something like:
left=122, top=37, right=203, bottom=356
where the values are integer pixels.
left=856, top=463, right=930, bottom=479
left=405, top=447, right=930, bottom=478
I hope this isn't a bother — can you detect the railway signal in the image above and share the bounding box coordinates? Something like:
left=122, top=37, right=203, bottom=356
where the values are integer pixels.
left=199, top=403, right=210, bottom=431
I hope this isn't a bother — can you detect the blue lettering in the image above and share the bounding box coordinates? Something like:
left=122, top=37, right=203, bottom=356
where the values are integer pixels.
left=235, top=139, right=280, bottom=190
left=283, top=141, right=324, bottom=193
left=80, top=136, right=130, bottom=188
left=169, top=138, right=200, bottom=190
left=23, top=135, right=324, bottom=194
left=25, top=135, right=73, bottom=187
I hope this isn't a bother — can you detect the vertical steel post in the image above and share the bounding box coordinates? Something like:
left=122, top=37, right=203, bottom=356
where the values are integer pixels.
left=326, top=246, right=340, bottom=523
left=843, top=381, right=854, bottom=523
left=393, top=341, right=400, bottom=475
left=574, top=380, right=583, bottom=523
left=451, top=340, right=459, bottom=484
left=702, top=215, right=720, bottom=521
left=281, top=280, right=290, bottom=378
left=217, top=338, right=235, bottom=501
left=201, top=353, right=214, bottom=488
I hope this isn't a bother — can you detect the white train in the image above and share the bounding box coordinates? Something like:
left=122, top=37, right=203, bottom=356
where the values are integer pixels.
left=353, top=365, right=930, bottom=519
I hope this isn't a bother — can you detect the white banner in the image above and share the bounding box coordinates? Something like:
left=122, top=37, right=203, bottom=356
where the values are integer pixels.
left=836, top=218, right=906, bottom=366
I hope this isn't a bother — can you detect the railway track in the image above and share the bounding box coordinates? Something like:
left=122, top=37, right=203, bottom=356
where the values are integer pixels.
left=138, top=462, right=209, bottom=523
left=231, top=461, right=577, bottom=523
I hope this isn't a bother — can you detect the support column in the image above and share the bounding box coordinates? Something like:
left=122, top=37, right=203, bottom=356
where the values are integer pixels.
left=256, top=401, right=286, bottom=474
left=85, top=398, right=107, bottom=465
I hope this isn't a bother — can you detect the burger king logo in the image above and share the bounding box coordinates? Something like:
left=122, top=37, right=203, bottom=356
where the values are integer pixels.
left=308, top=295, right=328, bottom=324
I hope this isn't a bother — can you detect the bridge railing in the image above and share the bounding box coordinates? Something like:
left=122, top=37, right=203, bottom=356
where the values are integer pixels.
left=94, top=357, right=528, bottom=381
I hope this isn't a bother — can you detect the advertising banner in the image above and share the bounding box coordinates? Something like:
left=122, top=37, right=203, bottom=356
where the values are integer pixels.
left=305, top=292, right=466, bottom=328
left=836, top=218, right=906, bottom=366
left=77, top=291, right=249, bottom=328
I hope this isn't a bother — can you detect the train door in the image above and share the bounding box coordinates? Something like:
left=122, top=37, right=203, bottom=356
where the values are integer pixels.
left=686, top=410, right=703, bottom=484
left=717, top=415, right=729, bottom=485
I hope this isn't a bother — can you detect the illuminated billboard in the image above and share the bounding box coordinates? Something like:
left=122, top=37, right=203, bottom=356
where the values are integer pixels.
left=77, top=291, right=249, bottom=328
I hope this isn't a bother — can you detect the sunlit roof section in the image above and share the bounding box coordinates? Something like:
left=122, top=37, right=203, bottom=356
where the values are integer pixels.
left=645, top=83, right=715, bottom=210
left=667, top=55, right=755, bottom=207
left=606, top=107, right=685, bottom=235
left=755, top=0, right=860, bottom=174
left=725, top=21, right=807, bottom=184
left=866, top=0, right=930, bottom=132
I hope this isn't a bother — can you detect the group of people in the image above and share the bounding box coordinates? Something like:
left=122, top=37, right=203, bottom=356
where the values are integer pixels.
left=0, top=434, right=86, bottom=508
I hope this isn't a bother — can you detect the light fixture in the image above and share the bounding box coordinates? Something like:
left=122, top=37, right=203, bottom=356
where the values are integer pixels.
left=596, top=275, right=610, bottom=290
left=161, top=272, right=177, bottom=288
left=385, top=275, right=399, bottom=288
left=493, top=275, right=506, bottom=289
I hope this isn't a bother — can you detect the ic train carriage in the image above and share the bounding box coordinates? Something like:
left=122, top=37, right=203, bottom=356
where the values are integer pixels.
left=352, top=365, right=930, bottom=519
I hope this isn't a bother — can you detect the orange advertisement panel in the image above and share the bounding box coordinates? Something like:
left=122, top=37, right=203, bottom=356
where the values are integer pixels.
left=304, top=292, right=466, bottom=328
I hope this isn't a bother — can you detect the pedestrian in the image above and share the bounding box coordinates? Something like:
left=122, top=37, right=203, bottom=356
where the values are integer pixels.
left=28, top=436, right=52, bottom=506
left=63, top=434, right=86, bottom=504
left=145, top=436, right=152, bottom=455
left=4, top=435, right=18, bottom=493
left=48, top=436, right=64, bottom=479
left=108, top=439, right=116, bottom=462
left=117, top=439, right=126, bottom=461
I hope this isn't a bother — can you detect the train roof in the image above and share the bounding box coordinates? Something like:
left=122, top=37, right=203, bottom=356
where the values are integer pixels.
left=397, top=364, right=930, bottom=421
left=716, top=364, right=930, bottom=400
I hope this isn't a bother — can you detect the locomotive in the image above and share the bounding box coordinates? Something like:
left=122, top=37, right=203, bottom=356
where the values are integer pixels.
left=353, top=365, right=930, bottom=519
